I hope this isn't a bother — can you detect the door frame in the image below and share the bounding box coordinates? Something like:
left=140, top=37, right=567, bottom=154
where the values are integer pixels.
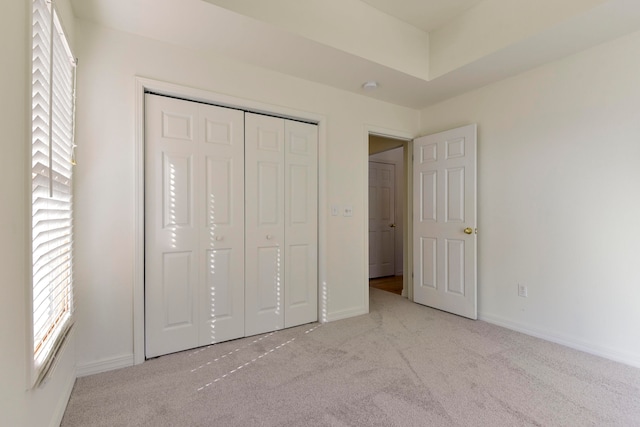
left=364, top=126, right=413, bottom=313
left=133, top=77, right=328, bottom=364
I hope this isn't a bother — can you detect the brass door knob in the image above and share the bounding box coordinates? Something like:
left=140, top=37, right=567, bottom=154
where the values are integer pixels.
left=464, top=227, right=473, bottom=235
left=390, top=224, right=397, bottom=228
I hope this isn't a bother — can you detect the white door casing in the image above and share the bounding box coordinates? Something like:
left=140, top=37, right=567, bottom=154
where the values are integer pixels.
left=145, top=94, right=245, bottom=358
left=369, top=161, right=396, bottom=278
left=413, top=124, right=477, bottom=319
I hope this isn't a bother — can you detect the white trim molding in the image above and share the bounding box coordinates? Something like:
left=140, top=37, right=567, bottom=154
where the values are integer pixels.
left=76, top=354, right=135, bottom=378
left=325, top=306, right=368, bottom=323
left=363, top=125, right=413, bottom=312
left=480, top=312, right=640, bottom=369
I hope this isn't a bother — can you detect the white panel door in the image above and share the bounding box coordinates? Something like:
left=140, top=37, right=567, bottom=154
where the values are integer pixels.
left=413, top=124, right=477, bottom=319
left=145, top=94, right=245, bottom=358
left=284, top=120, right=318, bottom=327
left=198, top=103, right=245, bottom=346
left=245, top=113, right=286, bottom=336
left=369, top=161, right=396, bottom=278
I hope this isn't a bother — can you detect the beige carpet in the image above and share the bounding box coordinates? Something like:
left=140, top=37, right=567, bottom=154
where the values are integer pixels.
left=62, top=289, right=640, bottom=426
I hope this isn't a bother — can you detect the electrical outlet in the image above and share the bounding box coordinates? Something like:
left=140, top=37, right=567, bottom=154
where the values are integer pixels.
left=343, top=206, right=353, bottom=217
left=518, top=284, right=528, bottom=298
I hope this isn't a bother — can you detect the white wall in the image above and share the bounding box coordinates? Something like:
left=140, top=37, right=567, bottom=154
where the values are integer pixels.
left=0, top=1, right=77, bottom=426
left=73, top=20, right=419, bottom=371
left=421, top=30, right=640, bottom=367
left=369, top=147, right=405, bottom=276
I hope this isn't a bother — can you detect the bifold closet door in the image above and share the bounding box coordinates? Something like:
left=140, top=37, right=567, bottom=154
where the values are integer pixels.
left=145, top=94, right=245, bottom=358
left=245, top=113, right=318, bottom=336
left=244, top=114, right=286, bottom=336
left=284, top=120, right=318, bottom=328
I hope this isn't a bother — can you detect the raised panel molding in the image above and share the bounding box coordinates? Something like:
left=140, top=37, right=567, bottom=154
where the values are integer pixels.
left=446, top=167, right=465, bottom=223
left=206, top=248, right=232, bottom=319
left=421, top=171, right=437, bottom=222
left=288, top=244, right=310, bottom=306
left=420, top=237, right=437, bottom=289
left=290, top=164, right=308, bottom=224
left=163, top=153, right=192, bottom=228
left=446, top=137, right=465, bottom=159
left=421, top=143, right=437, bottom=163
left=257, top=246, right=282, bottom=313
left=162, top=252, right=193, bottom=328
left=162, top=112, right=193, bottom=140
left=206, top=157, right=232, bottom=226
left=258, top=129, right=280, bottom=151
left=445, top=239, right=465, bottom=296
left=258, top=162, right=280, bottom=225
left=205, top=119, right=232, bottom=145
left=290, top=134, right=309, bottom=155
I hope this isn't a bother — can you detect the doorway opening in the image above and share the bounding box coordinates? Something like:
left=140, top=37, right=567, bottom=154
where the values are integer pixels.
left=368, top=134, right=410, bottom=298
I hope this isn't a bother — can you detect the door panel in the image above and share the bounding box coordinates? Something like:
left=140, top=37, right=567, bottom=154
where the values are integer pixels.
left=162, top=154, right=192, bottom=227
left=205, top=158, right=232, bottom=226
left=369, top=161, right=396, bottom=278
left=445, top=239, right=465, bottom=295
left=198, top=102, right=245, bottom=346
left=258, top=162, right=281, bottom=224
left=257, top=246, right=282, bottom=311
left=205, top=249, right=232, bottom=318
left=288, top=244, right=310, bottom=306
left=146, top=94, right=245, bottom=358
left=413, top=124, right=477, bottom=319
left=245, top=113, right=285, bottom=336
left=146, top=95, right=200, bottom=358
left=284, top=120, right=318, bottom=327
left=446, top=168, right=465, bottom=222
left=419, top=237, right=437, bottom=289
left=162, top=251, right=195, bottom=328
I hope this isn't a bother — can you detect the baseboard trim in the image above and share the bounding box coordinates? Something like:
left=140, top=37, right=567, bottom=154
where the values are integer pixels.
left=76, top=354, right=134, bottom=377
left=49, top=344, right=77, bottom=427
left=325, top=306, right=367, bottom=323
left=479, top=312, right=640, bottom=369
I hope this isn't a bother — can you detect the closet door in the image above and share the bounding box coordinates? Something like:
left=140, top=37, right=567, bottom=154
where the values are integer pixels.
left=284, top=121, right=318, bottom=327
left=145, top=94, right=245, bottom=358
left=245, top=114, right=318, bottom=335
left=244, top=113, right=286, bottom=336
left=198, top=103, right=245, bottom=346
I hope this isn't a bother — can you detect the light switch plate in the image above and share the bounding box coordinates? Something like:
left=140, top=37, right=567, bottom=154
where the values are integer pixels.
left=343, top=206, right=353, bottom=217
left=331, top=205, right=340, bottom=216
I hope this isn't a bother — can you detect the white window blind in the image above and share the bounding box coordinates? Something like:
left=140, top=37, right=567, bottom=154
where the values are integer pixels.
left=31, top=0, right=76, bottom=385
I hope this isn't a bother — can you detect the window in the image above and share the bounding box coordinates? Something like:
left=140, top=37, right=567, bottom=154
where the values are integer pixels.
left=31, top=0, right=76, bottom=385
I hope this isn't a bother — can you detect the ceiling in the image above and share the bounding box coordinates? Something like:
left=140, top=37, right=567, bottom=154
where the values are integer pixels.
left=70, top=0, right=640, bottom=109
left=359, top=0, right=484, bottom=32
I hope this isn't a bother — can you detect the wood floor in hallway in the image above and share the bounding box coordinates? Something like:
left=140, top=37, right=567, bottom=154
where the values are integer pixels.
left=369, top=275, right=403, bottom=295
